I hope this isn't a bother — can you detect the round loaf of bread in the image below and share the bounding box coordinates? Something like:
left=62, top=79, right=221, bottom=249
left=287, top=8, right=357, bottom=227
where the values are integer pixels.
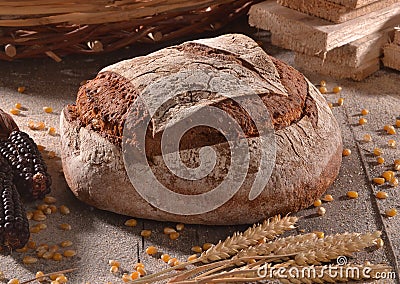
left=60, top=34, right=342, bottom=225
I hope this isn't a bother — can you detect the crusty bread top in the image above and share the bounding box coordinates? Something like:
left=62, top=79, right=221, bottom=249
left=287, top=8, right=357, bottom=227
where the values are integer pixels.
left=65, top=41, right=317, bottom=149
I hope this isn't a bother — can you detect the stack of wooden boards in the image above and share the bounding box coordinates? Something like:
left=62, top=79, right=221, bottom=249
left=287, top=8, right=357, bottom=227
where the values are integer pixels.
left=248, top=0, right=400, bottom=80
left=383, top=27, right=400, bottom=71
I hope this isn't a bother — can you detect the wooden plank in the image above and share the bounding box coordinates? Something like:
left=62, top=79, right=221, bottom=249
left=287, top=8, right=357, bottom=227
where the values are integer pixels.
left=272, top=29, right=391, bottom=67
left=325, top=0, right=380, bottom=8
left=382, top=43, right=400, bottom=70
left=394, top=27, right=400, bottom=45
left=248, top=1, right=400, bottom=53
left=277, top=0, right=400, bottom=23
left=294, top=52, right=380, bottom=81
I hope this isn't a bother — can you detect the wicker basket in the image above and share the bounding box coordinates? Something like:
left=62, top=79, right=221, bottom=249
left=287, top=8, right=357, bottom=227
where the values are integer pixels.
left=0, top=0, right=261, bottom=61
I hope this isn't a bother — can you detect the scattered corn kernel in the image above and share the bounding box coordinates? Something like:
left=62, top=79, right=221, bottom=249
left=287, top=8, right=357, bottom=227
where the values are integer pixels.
left=35, top=271, right=45, bottom=282
left=359, top=118, right=367, bottom=125
left=373, top=177, right=385, bottom=185
left=43, top=106, right=53, bottom=113
left=388, top=139, right=396, bottom=148
left=395, top=159, right=400, bottom=165
left=42, top=251, right=55, bottom=259
left=389, top=177, right=399, bottom=187
left=16, top=246, right=28, bottom=253
left=377, top=157, right=385, bottom=165
left=376, top=191, right=388, bottom=199
left=161, top=254, right=171, bottom=263
left=191, top=246, right=203, bottom=253
left=33, top=211, right=47, bottom=222
left=328, top=102, right=333, bottom=109
left=140, top=230, right=152, bottom=237
left=30, top=226, right=41, bottom=233
left=146, top=246, right=158, bottom=255
left=44, top=196, right=57, bottom=204
left=342, top=149, right=351, bottom=156
left=169, top=232, right=180, bottom=240
left=59, top=223, right=72, bottom=231
left=137, top=267, right=147, bottom=276
left=55, top=275, right=68, bottom=283
left=26, top=211, right=33, bottom=220
left=176, top=223, right=185, bottom=231
left=108, top=259, right=120, bottom=267
left=373, top=148, right=382, bottom=156
left=203, top=243, right=213, bottom=251
left=313, top=231, right=325, bottom=239
left=59, top=205, right=70, bottom=215
left=384, top=125, right=391, bottom=131
left=124, top=219, right=137, bottom=227
left=396, top=119, right=400, bottom=128
left=322, top=194, right=334, bottom=202
left=188, top=254, right=198, bottom=261
left=363, top=134, right=372, bottom=142
left=27, top=240, right=36, bottom=249
left=52, top=253, right=63, bottom=261
left=48, top=205, right=57, bottom=213
left=122, top=273, right=130, bottom=283
left=317, top=206, right=326, bottom=216
left=376, top=238, right=384, bottom=248
left=346, top=191, right=359, bottom=199
left=361, top=109, right=369, bottom=115
left=28, top=120, right=35, bottom=130
left=48, top=127, right=56, bottom=136
left=337, top=97, right=344, bottom=106
left=163, top=227, right=177, bottom=234
left=10, top=108, right=20, bottom=115
left=313, top=199, right=322, bottom=207
left=8, top=278, right=20, bottom=284
left=49, top=274, right=62, bottom=281
left=168, top=257, right=178, bottom=267
left=17, top=86, right=25, bottom=93
left=387, top=126, right=396, bottom=135
left=319, top=86, right=328, bottom=94
left=36, top=121, right=45, bottom=130
left=63, top=249, right=77, bottom=257
left=23, top=256, right=38, bottom=264
left=133, top=263, right=145, bottom=270
left=110, top=265, right=119, bottom=274
left=320, top=80, right=326, bottom=86
left=386, top=208, right=397, bottom=217
left=14, top=103, right=22, bottom=109
left=382, top=171, right=394, bottom=181
left=130, top=271, right=140, bottom=280
left=333, top=86, right=342, bottom=93
left=394, top=164, right=400, bottom=171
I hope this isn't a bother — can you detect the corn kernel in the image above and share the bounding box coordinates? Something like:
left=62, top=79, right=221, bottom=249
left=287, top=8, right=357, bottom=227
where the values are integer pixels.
left=373, top=177, right=385, bottom=185
left=313, top=231, right=325, bottom=239
left=49, top=274, right=62, bottom=281
left=319, top=86, right=327, bottom=94
left=346, top=191, right=359, bottom=199
left=52, top=253, right=63, bottom=261
left=361, top=109, right=369, bottom=115
left=382, top=171, right=394, bottom=181
left=191, top=246, right=203, bottom=253
left=10, top=108, right=20, bottom=115
left=202, top=243, right=213, bottom=251
left=36, top=121, right=45, bottom=130
left=337, top=97, right=344, bottom=106
left=17, top=86, right=25, bottom=93
left=48, top=127, right=56, bottom=136
left=55, top=275, right=68, bottom=283
left=333, top=86, right=342, bottom=93
left=188, top=254, right=198, bottom=261
left=386, top=208, right=397, bottom=217
left=122, top=273, right=130, bottom=283
left=384, top=124, right=391, bottom=131
left=395, top=159, right=400, bottom=165
left=320, top=80, right=326, bottom=87
left=168, top=257, right=178, bottom=267
left=163, top=227, right=177, bottom=234
left=108, top=259, right=120, bottom=267
left=328, top=102, right=333, bottom=109
left=363, top=134, right=372, bottom=142
left=317, top=206, right=326, bottom=216
left=110, top=265, right=119, bottom=273
left=27, top=240, right=36, bottom=249
left=59, top=205, right=70, bottom=215
left=59, top=223, right=71, bottom=231
left=359, top=118, right=367, bottom=125
left=146, top=246, right=158, bottom=255
left=60, top=240, right=72, bottom=247
left=130, top=271, right=140, bottom=280
left=44, top=196, right=57, bottom=204
left=396, top=119, right=400, bottom=128
left=322, top=194, right=334, bottom=202
left=16, top=246, right=28, bottom=253
left=8, top=278, right=20, bottom=284
left=169, top=232, right=180, bottom=240
left=33, top=212, right=47, bottom=222
left=375, top=238, right=384, bottom=248
left=313, top=199, right=322, bottom=207
left=124, top=219, right=137, bottom=227
left=63, top=250, right=77, bottom=257
left=377, top=157, right=385, bottom=165
left=387, top=126, right=396, bottom=135
left=23, top=256, right=38, bottom=264
left=176, top=223, right=185, bottom=231
left=394, top=164, right=400, bottom=171
left=48, top=205, right=57, bottom=213
left=342, top=149, right=351, bottom=156
left=373, top=148, right=382, bottom=156
left=140, top=230, right=152, bottom=237
left=26, top=211, right=33, bottom=220
left=389, top=177, right=399, bottom=187
left=30, top=226, right=41, bottom=233
left=133, top=263, right=145, bottom=270
left=14, top=103, right=22, bottom=109
left=35, top=271, right=45, bottom=282
left=388, top=139, right=396, bottom=148
left=161, top=254, right=171, bottom=263
left=376, top=191, right=388, bottom=199
left=42, top=251, right=55, bottom=259
left=43, top=106, right=53, bottom=113
left=137, top=267, right=146, bottom=276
